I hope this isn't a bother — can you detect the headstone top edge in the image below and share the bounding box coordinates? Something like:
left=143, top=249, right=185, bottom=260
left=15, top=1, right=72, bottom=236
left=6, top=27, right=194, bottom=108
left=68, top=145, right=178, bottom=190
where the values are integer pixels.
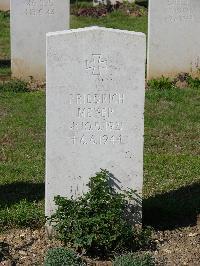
left=46, top=26, right=146, bottom=38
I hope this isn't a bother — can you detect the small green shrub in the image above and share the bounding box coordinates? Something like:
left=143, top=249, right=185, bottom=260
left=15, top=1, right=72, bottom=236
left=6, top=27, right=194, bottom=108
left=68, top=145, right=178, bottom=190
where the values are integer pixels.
left=44, top=248, right=85, bottom=266
left=0, top=65, right=11, bottom=76
left=186, top=75, right=200, bottom=89
left=113, top=253, right=155, bottom=266
left=0, top=79, right=29, bottom=93
left=147, top=76, right=175, bottom=90
left=48, top=169, right=151, bottom=255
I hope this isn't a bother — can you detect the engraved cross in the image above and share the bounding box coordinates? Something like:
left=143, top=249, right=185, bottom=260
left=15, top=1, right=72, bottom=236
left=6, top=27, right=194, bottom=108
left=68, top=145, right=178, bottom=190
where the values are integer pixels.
left=85, top=54, right=107, bottom=76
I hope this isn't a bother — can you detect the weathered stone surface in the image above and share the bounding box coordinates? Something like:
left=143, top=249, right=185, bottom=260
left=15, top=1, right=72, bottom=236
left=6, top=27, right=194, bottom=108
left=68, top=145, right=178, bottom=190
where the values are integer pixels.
left=10, top=0, right=69, bottom=81
left=147, top=0, right=200, bottom=79
left=0, top=0, right=10, bottom=11
left=46, top=27, right=146, bottom=225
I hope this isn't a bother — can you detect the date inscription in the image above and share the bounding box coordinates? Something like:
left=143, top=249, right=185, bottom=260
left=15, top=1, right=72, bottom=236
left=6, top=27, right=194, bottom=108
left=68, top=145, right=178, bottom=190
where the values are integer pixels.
left=71, top=134, right=127, bottom=145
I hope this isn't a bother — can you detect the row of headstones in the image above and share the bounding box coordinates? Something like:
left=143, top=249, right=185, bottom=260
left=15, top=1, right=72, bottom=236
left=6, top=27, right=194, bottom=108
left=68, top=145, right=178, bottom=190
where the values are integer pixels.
left=2, top=0, right=200, bottom=225
left=1, top=0, right=200, bottom=81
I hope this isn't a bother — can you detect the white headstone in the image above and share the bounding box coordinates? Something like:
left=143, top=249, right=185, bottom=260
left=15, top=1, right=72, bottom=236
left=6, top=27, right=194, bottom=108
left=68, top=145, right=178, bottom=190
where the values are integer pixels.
left=10, top=0, right=69, bottom=81
left=147, top=0, right=200, bottom=79
left=0, top=0, right=10, bottom=11
left=46, top=27, right=146, bottom=225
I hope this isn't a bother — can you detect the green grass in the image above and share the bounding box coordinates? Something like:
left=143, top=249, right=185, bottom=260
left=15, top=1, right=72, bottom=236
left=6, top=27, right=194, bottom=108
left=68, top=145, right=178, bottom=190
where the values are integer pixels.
left=0, top=11, right=10, bottom=78
left=0, top=11, right=10, bottom=59
left=0, top=90, right=45, bottom=229
left=71, top=12, right=148, bottom=34
left=143, top=86, right=200, bottom=229
left=144, top=88, right=199, bottom=181
left=0, top=65, right=10, bottom=77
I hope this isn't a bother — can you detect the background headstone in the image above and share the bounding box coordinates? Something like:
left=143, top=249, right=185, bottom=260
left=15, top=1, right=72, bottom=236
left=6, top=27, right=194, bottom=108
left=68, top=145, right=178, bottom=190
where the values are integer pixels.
left=10, top=0, right=69, bottom=81
left=148, top=0, right=200, bottom=79
left=0, top=0, right=10, bottom=11
left=46, top=26, right=146, bottom=225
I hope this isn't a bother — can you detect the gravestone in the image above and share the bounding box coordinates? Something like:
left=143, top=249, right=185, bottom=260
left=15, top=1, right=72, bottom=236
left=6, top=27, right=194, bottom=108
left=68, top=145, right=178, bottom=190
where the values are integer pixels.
left=10, top=0, right=69, bottom=81
left=46, top=27, right=146, bottom=225
left=148, top=0, right=200, bottom=79
left=0, top=0, right=9, bottom=11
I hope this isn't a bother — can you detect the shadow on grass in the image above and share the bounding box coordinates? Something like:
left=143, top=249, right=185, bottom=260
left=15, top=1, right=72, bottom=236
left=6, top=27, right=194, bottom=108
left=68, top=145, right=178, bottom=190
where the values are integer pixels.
left=137, top=0, right=148, bottom=8
left=0, top=182, right=44, bottom=207
left=0, top=59, right=10, bottom=67
left=143, top=182, right=200, bottom=230
left=1, top=180, right=199, bottom=230
left=0, top=59, right=11, bottom=80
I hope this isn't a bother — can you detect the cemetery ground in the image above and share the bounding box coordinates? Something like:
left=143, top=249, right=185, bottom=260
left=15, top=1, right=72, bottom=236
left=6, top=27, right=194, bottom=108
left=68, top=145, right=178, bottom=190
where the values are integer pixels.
left=0, top=3, right=200, bottom=266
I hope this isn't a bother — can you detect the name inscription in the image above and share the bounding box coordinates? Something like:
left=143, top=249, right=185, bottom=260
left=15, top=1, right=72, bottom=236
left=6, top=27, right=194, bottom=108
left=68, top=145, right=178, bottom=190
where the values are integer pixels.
left=165, top=0, right=193, bottom=23
left=68, top=93, right=127, bottom=145
left=25, top=0, right=55, bottom=16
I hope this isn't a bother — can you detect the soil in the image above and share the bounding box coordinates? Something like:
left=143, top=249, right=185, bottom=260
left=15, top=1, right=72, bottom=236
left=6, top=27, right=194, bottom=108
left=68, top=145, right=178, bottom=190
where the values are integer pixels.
left=152, top=222, right=200, bottom=265
left=0, top=220, right=199, bottom=266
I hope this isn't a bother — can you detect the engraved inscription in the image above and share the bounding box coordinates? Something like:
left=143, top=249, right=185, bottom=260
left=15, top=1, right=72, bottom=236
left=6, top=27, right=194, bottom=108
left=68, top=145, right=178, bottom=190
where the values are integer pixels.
left=165, top=0, right=193, bottom=23
left=85, top=54, right=107, bottom=76
left=77, top=107, right=114, bottom=119
left=70, top=121, right=123, bottom=131
left=25, top=0, right=55, bottom=16
left=69, top=93, right=124, bottom=105
left=71, top=134, right=127, bottom=145
left=68, top=92, right=127, bottom=145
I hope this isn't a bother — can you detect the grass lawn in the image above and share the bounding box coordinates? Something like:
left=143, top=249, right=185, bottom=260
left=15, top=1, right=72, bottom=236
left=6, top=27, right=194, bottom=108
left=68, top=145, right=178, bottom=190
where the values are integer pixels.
left=0, top=8, right=199, bottom=231
left=71, top=12, right=148, bottom=33
left=0, top=11, right=9, bottom=60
